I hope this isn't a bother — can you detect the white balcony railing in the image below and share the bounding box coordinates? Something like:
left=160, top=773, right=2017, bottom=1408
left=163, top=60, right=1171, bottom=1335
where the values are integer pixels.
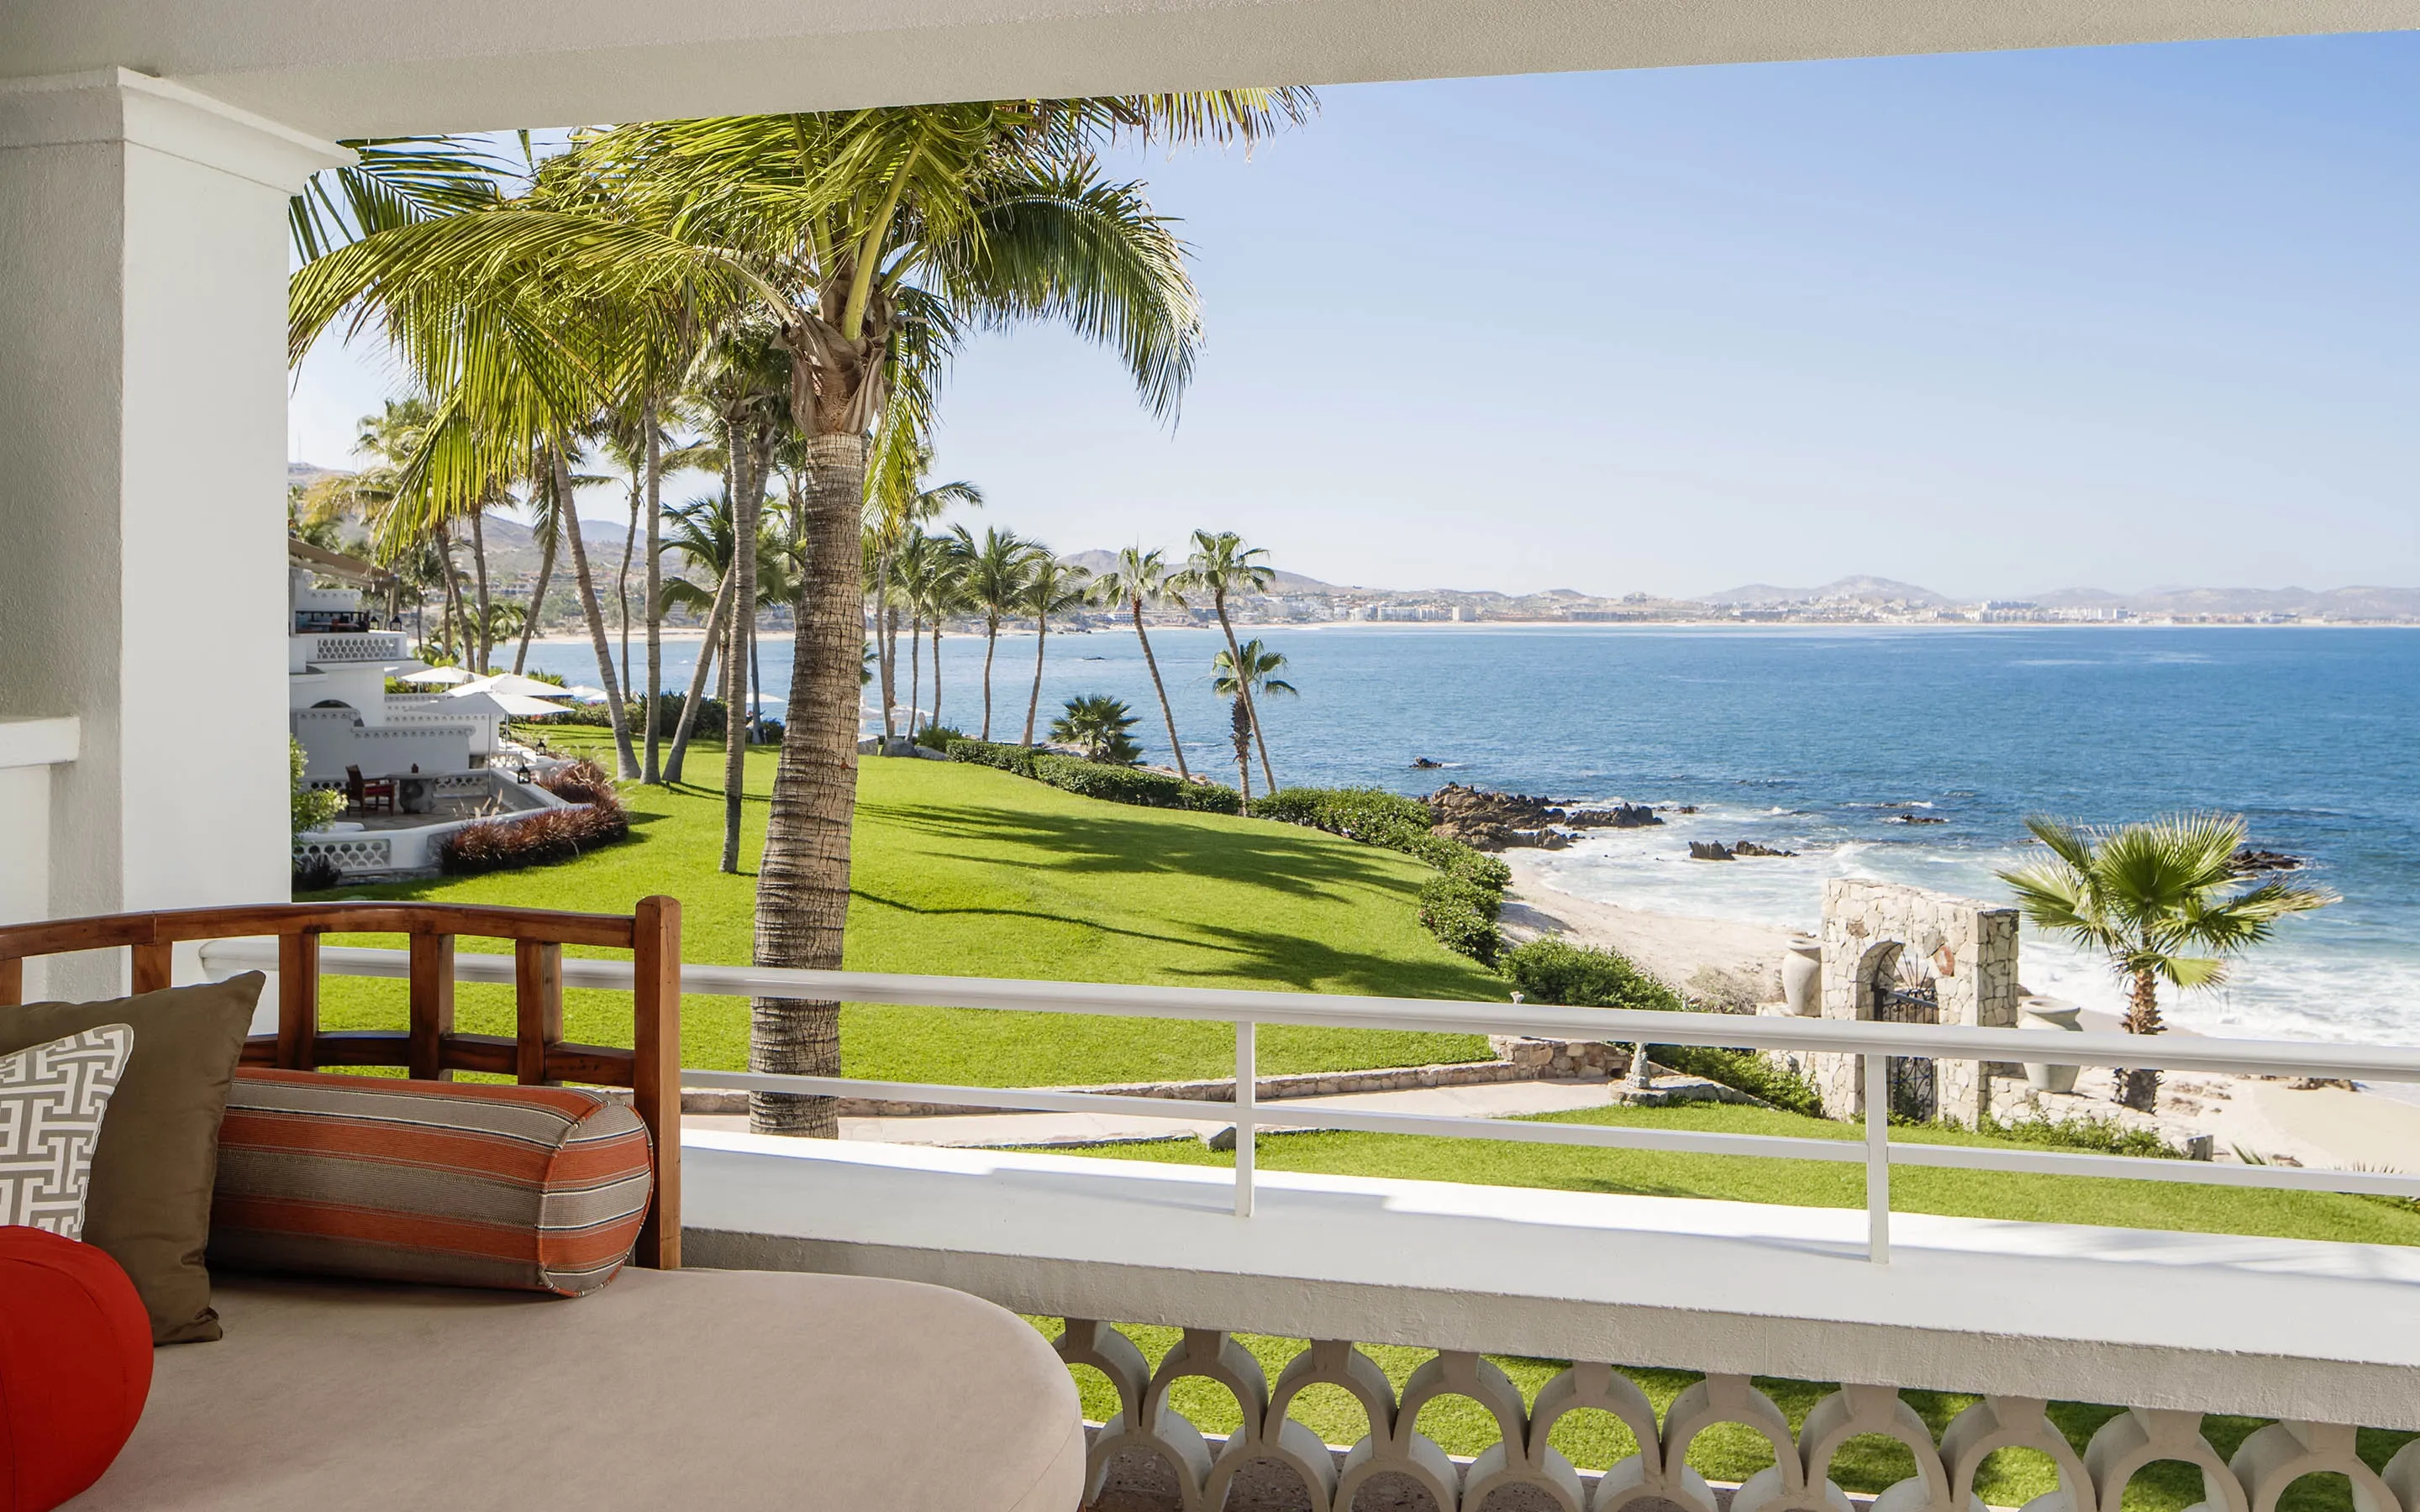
left=195, top=942, right=2420, bottom=1262
left=195, top=942, right=2420, bottom=1508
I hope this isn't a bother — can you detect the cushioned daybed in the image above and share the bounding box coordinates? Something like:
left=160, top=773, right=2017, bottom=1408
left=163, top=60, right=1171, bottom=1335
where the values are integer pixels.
left=0, top=900, right=1084, bottom=1512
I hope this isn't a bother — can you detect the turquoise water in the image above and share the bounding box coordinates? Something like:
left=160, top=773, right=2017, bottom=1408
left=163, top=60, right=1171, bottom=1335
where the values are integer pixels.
left=532, top=624, right=2420, bottom=1045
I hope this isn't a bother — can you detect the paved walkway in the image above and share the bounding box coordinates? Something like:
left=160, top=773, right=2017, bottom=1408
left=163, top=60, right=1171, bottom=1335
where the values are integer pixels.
left=682, top=1077, right=1625, bottom=1147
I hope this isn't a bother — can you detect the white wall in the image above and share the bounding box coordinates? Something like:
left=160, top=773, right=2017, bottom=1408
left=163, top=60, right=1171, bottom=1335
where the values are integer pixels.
left=0, top=71, right=346, bottom=995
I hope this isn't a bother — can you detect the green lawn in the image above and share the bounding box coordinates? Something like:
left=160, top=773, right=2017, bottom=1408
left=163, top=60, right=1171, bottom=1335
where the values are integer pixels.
left=312, top=729, right=1498, bottom=1081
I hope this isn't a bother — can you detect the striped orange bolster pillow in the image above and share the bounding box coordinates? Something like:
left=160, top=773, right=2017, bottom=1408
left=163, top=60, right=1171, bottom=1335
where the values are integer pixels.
left=209, top=1070, right=653, bottom=1297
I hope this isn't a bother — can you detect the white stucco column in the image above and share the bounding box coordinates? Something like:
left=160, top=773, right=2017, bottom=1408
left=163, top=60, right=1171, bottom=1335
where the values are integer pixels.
left=0, top=69, right=349, bottom=997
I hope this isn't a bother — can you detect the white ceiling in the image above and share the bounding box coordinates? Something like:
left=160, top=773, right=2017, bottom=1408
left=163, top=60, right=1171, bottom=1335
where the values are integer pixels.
left=6, top=0, right=2418, bottom=139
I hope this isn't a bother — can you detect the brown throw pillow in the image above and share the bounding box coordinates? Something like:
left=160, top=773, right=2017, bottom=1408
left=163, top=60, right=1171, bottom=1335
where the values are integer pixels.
left=0, top=974, right=263, bottom=1343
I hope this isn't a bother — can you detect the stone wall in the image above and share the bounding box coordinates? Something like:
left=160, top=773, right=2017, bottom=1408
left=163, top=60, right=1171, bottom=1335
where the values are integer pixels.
left=1797, top=878, right=2020, bottom=1125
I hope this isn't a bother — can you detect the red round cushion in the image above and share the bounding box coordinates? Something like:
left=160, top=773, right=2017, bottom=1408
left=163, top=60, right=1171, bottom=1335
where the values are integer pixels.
left=0, top=1226, right=153, bottom=1512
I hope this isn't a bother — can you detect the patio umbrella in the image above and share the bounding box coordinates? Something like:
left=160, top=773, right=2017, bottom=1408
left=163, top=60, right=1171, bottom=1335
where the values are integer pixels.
left=564, top=685, right=610, bottom=703
left=450, top=673, right=570, bottom=699
left=397, top=665, right=472, bottom=686
left=487, top=692, right=577, bottom=717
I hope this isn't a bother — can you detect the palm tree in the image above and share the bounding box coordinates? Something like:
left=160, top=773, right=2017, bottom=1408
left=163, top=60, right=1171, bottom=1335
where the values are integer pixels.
left=1089, top=546, right=1190, bottom=779
left=865, top=441, right=982, bottom=740
left=1176, top=530, right=1280, bottom=792
left=1996, top=814, right=2335, bottom=1110
left=954, top=525, right=1042, bottom=742
left=1209, top=638, right=1295, bottom=813
left=914, top=530, right=974, bottom=735
left=1019, top=557, right=1094, bottom=744
left=1050, top=695, right=1143, bottom=764
left=287, top=93, right=1310, bottom=1137
left=657, top=491, right=791, bottom=783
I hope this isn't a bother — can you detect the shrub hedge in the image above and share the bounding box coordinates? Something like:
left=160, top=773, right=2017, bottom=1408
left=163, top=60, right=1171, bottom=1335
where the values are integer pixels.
left=946, top=738, right=1243, bottom=813
left=1501, top=937, right=1823, bottom=1114
left=436, top=760, right=632, bottom=875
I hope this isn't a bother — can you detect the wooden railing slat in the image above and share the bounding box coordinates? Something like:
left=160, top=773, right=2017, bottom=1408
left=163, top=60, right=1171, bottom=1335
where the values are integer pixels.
left=130, top=942, right=173, bottom=996
left=408, top=934, right=455, bottom=1081
left=632, top=895, right=681, bottom=1271
left=514, top=939, right=564, bottom=1085
left=277, top=932, right=319, bottom=1069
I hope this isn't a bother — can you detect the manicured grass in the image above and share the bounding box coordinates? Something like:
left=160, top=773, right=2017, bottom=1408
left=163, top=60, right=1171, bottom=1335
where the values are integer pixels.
left=1037, top=1101, right=2420, bottom=1247
left=310, top=729, right=1498, bottom=1081
left=1026, top=1317, right=2414, bottom=1511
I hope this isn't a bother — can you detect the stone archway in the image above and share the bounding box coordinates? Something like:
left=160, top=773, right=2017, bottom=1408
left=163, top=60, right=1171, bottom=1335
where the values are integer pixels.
left=1810, top=880, right=2021, bottom=1125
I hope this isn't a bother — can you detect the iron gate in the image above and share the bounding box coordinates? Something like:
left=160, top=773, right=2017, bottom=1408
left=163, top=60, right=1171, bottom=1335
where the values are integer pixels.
left=1873, top=977, right=1939, bottom=1121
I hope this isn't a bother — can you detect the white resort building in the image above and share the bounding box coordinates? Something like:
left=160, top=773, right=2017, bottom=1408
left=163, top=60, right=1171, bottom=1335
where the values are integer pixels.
left=285, top=538, right=576, bottom=877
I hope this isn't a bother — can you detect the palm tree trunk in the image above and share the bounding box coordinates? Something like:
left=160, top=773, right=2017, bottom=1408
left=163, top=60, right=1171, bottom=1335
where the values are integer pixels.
left=2116, top=968, right=2164, bottom=1111
left=929, top=622, right=944, bottom=733
left=510, top=512, right=557, bottom=675
left=1212, top=595, right=1276, bottom=792
left=907, top=612, right=922, bottom=738
left=665, top=565, right=733, bottom=785
left=981, top=623, right=999, bottom=741
left=617, top=484, right=640, bottom=701
left=1023, top=618, right=1049, bottom=744
left=557, top=450, right=639, bottom=778
left=750, top=431, right=864, bottom=1137
left=1133, top=598, right=1188, bottom=779
left=642, top=396, right=665, bottom=784
left=722, top=428, right=760, bottom=874
left=875, top=548, right=897, bottom=741
left=1231, top=697, right=1254, bottom=812
left=468, top=508, right=493, bottom=670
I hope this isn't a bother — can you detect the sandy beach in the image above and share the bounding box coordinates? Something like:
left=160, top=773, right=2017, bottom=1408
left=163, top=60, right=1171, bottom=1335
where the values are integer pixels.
left=1501, top=852, right=2420, bottom=1176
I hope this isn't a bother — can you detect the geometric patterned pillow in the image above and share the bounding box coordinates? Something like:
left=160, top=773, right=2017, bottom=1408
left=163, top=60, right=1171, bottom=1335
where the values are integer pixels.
left=0, top=1024, right=134, bottom=1240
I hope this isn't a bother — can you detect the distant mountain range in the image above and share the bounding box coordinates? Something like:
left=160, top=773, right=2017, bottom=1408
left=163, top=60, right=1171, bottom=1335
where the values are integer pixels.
left=1702, top=576, right=1951, bottom=607
left=1060, top=549, right=1345, bottom=595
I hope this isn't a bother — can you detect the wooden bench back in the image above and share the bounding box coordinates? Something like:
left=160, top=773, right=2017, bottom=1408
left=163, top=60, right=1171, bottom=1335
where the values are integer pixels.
left=0, top=899, right=683, bottom=1269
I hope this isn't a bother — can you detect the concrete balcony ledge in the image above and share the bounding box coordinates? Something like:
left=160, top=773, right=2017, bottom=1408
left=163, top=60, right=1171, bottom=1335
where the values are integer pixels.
left=682, top=1131, right=2420, bottom=1431
left=0, top=715, right=77, bottom=769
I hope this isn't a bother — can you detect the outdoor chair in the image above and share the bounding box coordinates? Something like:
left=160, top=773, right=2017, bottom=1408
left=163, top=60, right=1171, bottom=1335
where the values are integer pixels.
left=343, top=764, right=395, bottom=814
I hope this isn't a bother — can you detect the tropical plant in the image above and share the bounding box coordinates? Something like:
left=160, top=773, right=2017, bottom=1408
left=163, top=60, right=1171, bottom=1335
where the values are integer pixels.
left=1018, top=556, right=1094, bottom=744
left=1996, top=813, right=2336, bottom=1110
left=893, top=528, right=961, bottom=737
left=1089, top=546, right=1189, bottom=778
left=954, top=525, right=1044, bottom=742
left=656, top=491, right=792, bottom=783
left=1050, top=695, right=1143, bottom=764
left=289, top=739, right=344, bottom=837
left=287, top=93, right=1312, bottom=1137
left=1175, top=530, right=1280, bottom=791
left=1209, top=638, right=1295, bottom=812
left=865, top=444, right=981, bottom=739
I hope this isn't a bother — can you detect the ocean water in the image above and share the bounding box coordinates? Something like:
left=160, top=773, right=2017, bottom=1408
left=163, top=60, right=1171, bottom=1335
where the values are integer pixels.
left=530, top=624, right=2420, bottom=1047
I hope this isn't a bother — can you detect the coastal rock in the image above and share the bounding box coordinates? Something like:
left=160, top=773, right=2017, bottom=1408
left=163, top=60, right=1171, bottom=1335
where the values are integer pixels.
left=1411, top=756, right=1444, bottom=769
left=2231, top=847, right=2306, bottom=874
left=1688, top=841, right=1734, bottom=861
left=1887, top=813, right=1947, bottom=825
left=1425, top=784, right=1662, bottom=848
left=1732, top=841, right=1798, bottom=858
left=1565, top=802, right=1661, bottom=829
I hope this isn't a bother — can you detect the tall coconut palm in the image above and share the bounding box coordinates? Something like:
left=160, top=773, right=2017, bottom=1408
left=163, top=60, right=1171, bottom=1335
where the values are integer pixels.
left=1176, top=530, right=1280, bottom=792
left=1019, top=556, right=1093, bottom=745
left=865, top=439, right=982, bottom=740
left=287, top=92, right=1311, bottom=1137
left=1090, top=546, right=1190, bottom=779
left=658, top=491, right=790, bottom=782
left=1996, top=814, right=2335, bottom=1110
left=954, top=525, right=1042, bottom=742
left=1209, top=638, right=1296, bottom=813
left=893, top=528, right=950, bottom=736
left=915, top=530, right=975, bottom=734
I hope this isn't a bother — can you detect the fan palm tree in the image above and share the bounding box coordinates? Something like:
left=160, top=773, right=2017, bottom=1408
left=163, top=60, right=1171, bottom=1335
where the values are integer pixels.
left=1176, top=530, right=1280, bottom=791
left=1996, top=814, right=2335, bottom=1110
left=1210, top=639, right=1295, bottom=813
left=953, top=525, right=1043, bottom=741
left=1019, top=557, right=1094, bottom=744
left=1050, top=695, right=1144, bottom=764
left=1089, top=546, right=1190, bottom=779
left=287, top=93, right=1311, bottom=1136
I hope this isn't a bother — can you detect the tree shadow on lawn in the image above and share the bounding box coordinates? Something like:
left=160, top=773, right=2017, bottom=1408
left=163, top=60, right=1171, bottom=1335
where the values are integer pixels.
left=1160, top=921, right=1498, bottom=1000
left=850, top=887, right=1223, bottom=958
left=861, top=800, right=1416, bottom=902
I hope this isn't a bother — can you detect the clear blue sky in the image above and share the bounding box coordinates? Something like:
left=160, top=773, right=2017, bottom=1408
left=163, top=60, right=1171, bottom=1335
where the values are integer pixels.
left=289, top=34, right=2420, bottom=600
